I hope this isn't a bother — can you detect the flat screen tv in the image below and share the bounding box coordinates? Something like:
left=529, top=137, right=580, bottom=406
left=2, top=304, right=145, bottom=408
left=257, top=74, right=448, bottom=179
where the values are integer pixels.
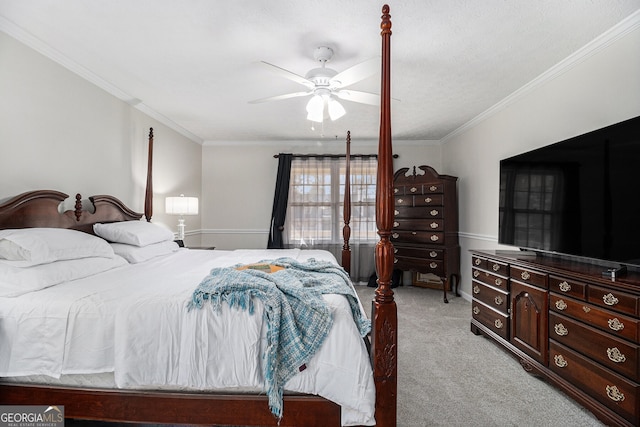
left=498, top=115, right=640, bottom=268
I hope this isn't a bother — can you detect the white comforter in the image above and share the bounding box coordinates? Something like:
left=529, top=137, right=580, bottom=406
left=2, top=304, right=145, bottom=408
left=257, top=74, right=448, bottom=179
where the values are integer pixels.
left=0, top=248, right=375, bottom=426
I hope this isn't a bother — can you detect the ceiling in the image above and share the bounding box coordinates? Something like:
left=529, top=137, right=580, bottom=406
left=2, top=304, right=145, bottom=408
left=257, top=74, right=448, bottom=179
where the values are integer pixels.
left=1, top=1, right=639, bottom=144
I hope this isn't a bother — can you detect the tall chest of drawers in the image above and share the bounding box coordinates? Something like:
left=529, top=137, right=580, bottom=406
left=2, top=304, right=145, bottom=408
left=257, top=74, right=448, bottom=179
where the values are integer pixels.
left=392, top=165, right=459, bottom=303
left=470, top=249, right=640, bottom=427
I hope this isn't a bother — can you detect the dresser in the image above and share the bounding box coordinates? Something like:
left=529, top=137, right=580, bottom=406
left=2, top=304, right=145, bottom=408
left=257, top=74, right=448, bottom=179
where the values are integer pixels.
left=470, top=250, right=640, bottom=427
left=392, top=166, right=459, bottom=303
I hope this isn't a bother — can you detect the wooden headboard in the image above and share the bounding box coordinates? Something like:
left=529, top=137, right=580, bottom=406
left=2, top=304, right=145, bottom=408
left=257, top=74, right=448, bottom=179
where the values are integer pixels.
left=0, top=190, right=142, bottom=234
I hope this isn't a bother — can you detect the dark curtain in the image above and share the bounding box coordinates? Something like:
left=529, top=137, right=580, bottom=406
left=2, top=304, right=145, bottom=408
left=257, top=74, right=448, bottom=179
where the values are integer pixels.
left=267, top=153, right=292, bottom=248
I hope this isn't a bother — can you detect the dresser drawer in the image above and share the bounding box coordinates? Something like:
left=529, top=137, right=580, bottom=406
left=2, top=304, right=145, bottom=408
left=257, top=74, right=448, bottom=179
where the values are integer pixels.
left=392, top=219, right=444, bottom=231
left=394, top=206, right=445, bottom=219
left=391, top=230, right=444, bottom=245
left=510, top=265, right=547, bottom=289
left=472, top=280, right=509, bottom=315
left=472, top=301, right=509, bottom=340
left=549, top=275, right=587, bottom=300
left=471, top=268, right=509, bottom=291
left=423, top=183, right=443, bottom=194
left=549, top=312, right=640, bottom=381
left=471, top=255, right=487, bottom=270
left=394, top=256, right=444, bottom=276
left=550, top=341, right=639, bottom=425
left=589, top=286, right=639, bottom=317
left=551, top=293, right=640, bottom=343
left=414, top=195, right=444, bottom=207
left=395, top=246, right=443, bottom=260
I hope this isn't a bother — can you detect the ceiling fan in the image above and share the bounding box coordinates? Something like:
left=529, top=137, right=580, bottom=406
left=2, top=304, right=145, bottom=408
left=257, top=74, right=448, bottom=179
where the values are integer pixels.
left=250, top=46, right=379, bottom=122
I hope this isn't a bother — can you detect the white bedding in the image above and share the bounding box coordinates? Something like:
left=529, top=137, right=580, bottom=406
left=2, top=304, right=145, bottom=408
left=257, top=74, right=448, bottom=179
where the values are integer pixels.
left=0, top=248, right=375, bottom=426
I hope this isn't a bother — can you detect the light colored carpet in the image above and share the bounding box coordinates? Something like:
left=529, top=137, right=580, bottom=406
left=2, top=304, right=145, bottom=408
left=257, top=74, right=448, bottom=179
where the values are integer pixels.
left=355, top=284, right=605, bottom=427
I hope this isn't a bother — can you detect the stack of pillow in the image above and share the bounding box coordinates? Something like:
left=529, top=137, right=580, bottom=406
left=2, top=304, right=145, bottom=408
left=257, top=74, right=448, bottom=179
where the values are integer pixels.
left=0, top=222, right=178, bottom=297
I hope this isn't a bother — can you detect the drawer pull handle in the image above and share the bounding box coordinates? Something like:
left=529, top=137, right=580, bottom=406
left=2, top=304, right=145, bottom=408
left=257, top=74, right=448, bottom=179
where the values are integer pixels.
left=410, top=186, right=417, bottom=193
left=430, top=251, right=438, bottom=258
left=606, top=385, right=625, bottom=402
left=554, top=323, right=568, bottom=336
left=392, top=233, right=399, bottom=239
left=411, top=231, right=417, bottom=235
left=394, top=188, right=399, bottom=194
left=608, top=318, right=625, bottom=332
left=424, top=197, right=432, bottom=203
left=473, top=306, right=480, bottom=315
left=430, top=235, right=439, bottom=242
left=473, top=285, right=480, bottom=294
left=394, top=209, right=399, bottom=215
left=554, top=354, right=568, bottom=368
left=582, top=306, right=591, bottom=313
left=607, top=347, right=627, bottom=363
left=494, top=319, right=503, bottom=329
left=474, top=258, right=481, bottom=266
left=492, top=263, right=500, bottom=272
left=555, top=300, right=567, bottom=311
left=521, top=271, right=531, bottom=281
left=495, top=278, right=503, bottom=287
left=393, top=221, right=399, bottom=228
left=603, top=293, right=619, bottom=306
left=430, top=222, right=439, bottom=229
left=430, top=262, right=438, bottom=269
left=397, top=198, right=404, bottom=204
left=429, top=185, right=437, bottom=191
left=394, top=258, right=398, bottom=264
left=558, top=281, right=571, bottom=292
left=473, top=270, right=480, bottom=278
left=430, top=209, right=439, bottom=216
left=494, top=296, right=503, bottom=306
left=394, top=248, right=398, bottom=254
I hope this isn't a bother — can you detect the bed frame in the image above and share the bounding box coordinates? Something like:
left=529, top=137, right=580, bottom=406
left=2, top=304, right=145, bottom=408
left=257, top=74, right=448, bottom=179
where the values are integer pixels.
left=0, top=5, right=397, bottom=426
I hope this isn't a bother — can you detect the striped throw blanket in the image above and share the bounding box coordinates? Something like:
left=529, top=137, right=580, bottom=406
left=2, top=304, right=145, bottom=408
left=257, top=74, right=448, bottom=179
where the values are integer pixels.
left=187, top=257, right=371, bottom=420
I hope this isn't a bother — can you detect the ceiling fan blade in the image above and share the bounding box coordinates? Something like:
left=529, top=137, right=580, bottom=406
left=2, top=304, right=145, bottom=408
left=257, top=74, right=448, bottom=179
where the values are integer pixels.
left=334, top=90, right=380, bottom=106
left=249, top=91, right=312, bottom=104
left=258, top=61, right=315, bottom=89
left=329, top=57, right=379, bottom=88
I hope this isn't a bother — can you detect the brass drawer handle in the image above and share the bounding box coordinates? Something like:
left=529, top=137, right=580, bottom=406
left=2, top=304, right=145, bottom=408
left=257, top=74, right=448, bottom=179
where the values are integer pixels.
left=603, top=293, right=619, bottom=306
left=555, top=300, right=567, bottom=311
left=473, top=270, right=480, bottom=278
left=607, top=347, right=627, bottom=363
left=429, top=251, right=438, bottom=258
left=394, top=248, right=398, bottom=254
left=473, top=285, right=480, bottom=294
left=394, top=188, right=399, bottom=193
left=521, top=271, right=531, bottom=281
left=606, top=385, right=625, bottom=402
left=430, top=209, right=439, bottom=216
left=392, top=233, right=399, bottom=239
left=393, top=221, right=399, bottom=228
left=582, top=306, right=591, bottom=313
left=397, top=198, right=404, bottom=204
left=411, top=231, right=417, bottom=235
left=554, top=354, right=568, bottom=368
left=394, top=258, right=398, bottom=264
left=429, top=185, right=437, bottom=192
left=558, top=281, right=571, bottom=292
left=410, top=186, right=417, bottom=193
left=473, top=306, right=480, bottom=315
left=430, top=222, right=439, bottom=229
left=429, top=262, right=438, bottom=269
left=492, top=263, right=500, bottom=272
left=554, top=323, right=568, bottom=336
left=495, top=278, right=503, bottom=287
left=394, top=209, right=399, bottom=215
left=494, top=319, right=503, bottom=329
left=474, top=258, right=481, bottom=266
left=424, top=197, right=432, bottom=203
left=608, top=318, right=625, bottom=332
left=430, top=235, right=439, bottom=242
left=494, top=296, right=503, bottom=306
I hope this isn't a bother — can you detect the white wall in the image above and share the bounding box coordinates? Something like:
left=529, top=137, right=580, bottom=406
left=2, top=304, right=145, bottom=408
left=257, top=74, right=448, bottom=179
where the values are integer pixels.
left=443, top=23, right=640, bottom=298
left=0, top=32, right=202, bottom=237
left=201, top=139, right=443, bottom=249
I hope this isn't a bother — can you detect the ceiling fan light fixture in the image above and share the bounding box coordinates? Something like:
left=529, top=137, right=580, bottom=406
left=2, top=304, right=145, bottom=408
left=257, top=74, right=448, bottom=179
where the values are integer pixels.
left=306, top=94, right=325, bottom=122
left=328, top=98, right=346, bottom=121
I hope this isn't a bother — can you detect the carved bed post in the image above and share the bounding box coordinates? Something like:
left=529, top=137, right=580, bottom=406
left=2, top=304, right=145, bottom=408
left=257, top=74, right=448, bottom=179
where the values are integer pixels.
left=144, top=127, right=154, bottom=222
left=372, top=5, right=398, bottom=427
left=342, top=131, right=352, bottom=275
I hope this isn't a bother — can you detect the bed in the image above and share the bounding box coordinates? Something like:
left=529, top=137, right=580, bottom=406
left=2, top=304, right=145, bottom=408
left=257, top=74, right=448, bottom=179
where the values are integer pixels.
left=0, top=4, right=397, bottom=427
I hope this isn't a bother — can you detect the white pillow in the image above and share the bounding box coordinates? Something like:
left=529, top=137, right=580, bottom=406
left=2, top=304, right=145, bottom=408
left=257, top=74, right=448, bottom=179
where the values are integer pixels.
left=94, top=221, right=174, bottom=247
left=0, top=228, right=115, bottom=267
left=0, top=255, right=128, bottom=297
left=110, top=240, right=179, bottom=263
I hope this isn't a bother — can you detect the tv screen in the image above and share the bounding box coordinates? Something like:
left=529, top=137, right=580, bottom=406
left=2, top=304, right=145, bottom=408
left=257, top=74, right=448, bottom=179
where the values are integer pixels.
left=499, top=115, right=640, bottom=267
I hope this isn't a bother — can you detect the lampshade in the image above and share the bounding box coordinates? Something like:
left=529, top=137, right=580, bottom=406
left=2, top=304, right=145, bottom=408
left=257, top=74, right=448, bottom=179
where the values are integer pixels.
left=165, top=194, right=199, bottom=216
left=327, top=98, right=346, bottom=121
left=306, top=94, right=325, bottom=123
left=306, top=91, right=346, bottom=123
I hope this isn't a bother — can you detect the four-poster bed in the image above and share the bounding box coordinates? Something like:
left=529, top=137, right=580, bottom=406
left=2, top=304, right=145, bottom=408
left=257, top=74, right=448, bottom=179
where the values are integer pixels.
left=0, top=4, right=397, bottom=426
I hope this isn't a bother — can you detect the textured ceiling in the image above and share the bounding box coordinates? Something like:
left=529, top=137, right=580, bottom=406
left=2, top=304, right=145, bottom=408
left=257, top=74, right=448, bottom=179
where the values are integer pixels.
left=1, top=0, right=639, bottom=143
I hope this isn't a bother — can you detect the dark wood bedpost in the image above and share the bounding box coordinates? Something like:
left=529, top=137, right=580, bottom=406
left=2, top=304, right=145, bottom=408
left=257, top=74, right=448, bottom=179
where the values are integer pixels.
left=342, top=131, right=352, bottom=275
left=372, top=5, right=397, bottom=427
left=144, top=127, right=154, bottom=222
